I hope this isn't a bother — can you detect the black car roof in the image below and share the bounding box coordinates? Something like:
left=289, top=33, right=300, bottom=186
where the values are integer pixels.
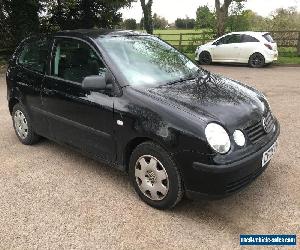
left=54, top=29, right=148, bottom=39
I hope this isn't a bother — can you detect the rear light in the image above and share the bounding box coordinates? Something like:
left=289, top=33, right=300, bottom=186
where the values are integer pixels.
left=264, top=44, right=273, bottom=50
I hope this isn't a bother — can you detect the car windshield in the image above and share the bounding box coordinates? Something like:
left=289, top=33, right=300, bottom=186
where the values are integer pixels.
left=97, top=36, right=199, bottom=87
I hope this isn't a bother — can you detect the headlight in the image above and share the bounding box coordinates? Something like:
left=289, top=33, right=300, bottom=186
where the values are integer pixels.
left=233, top=130, right=245, bottom=147
left=205, top=123, right=231, bottom=154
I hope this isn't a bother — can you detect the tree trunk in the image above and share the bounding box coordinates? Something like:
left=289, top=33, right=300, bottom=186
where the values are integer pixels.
left=216, top=10, right=226, bottom=37
left=140, top=0, right=153, bottom=34
left=215, top=0, right=233, bottom=37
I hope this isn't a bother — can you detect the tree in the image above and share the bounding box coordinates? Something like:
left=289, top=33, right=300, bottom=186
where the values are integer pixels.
left=123, top=18, right=137, bottom=30
left=140, top=0, right=153, bottom=34
left=0, top=0, right=11, bottom=48
left=270, top=7, right=300, bottom=31
left=196, top=5, right=215, bottom=30
left=215, top=0, right=246, bottom=37
left=153, top=13, right=168, bottom=29
left=47, top=0, right=135, bottom=30
left=175, top=17, right=195, bottom=29
left=225, top=1, right=245, bottom=31
left=3, top=0, right=42, bottom=46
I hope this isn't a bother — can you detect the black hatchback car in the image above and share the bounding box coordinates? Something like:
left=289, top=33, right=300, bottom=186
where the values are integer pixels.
left=6, top=29, right=280, bottom=209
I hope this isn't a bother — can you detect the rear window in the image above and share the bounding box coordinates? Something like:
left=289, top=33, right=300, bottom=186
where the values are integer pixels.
left=263, top=33, right=275, bottom=43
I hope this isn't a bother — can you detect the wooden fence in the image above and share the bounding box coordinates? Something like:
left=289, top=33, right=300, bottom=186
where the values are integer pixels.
left=156, top=30, right=300, bottom=55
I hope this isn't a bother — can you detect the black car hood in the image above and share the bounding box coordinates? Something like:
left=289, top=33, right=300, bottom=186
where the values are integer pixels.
left=137, top=72, right=268, bottom=129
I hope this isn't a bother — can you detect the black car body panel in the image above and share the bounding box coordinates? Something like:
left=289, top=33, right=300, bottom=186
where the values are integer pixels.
left=6, top=29, right=280, bottom=199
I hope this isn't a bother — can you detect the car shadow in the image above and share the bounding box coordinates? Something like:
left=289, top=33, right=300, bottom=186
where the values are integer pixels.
left=31, top=137, right=286, bottom=242
left=35, top=139, right=277, bottom=221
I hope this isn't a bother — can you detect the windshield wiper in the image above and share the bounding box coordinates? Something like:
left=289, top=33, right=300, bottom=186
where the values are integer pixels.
left=166, top=76, right=195, bottom=86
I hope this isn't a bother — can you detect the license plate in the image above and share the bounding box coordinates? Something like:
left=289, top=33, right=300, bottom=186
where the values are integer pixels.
left=262, top=140, right=278, bottom=167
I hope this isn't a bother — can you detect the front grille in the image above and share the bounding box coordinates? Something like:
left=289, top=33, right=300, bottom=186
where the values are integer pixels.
left=244, top=120, right=265, bottom=144
left=244, top=112, right=274, bottom=144
left=225, top=166, right=266, bottom=193
left=263, top=111, right=275, bottom=133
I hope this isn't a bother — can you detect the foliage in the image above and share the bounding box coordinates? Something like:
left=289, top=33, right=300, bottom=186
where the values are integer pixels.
left=215, top=0, right=247, bottom=36
left=46, top=0, right=134, bottom=31
left=123, top=18, right=138, bottom=30
left=269, top=7, right=300, bottom=31
left=195, top=5, right=215, bottom=30
left=226, top=2, right=250, bottom=31
left=1, top=0, right=42, bottom=46
left=153, top=13, right=168, bottom=29
left=175, top=17, right=195, bottom=29
left=0, top=0, right=135, bottom=48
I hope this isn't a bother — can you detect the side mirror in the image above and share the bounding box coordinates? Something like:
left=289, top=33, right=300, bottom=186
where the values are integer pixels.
left=82, top=75, right=107, bottom=91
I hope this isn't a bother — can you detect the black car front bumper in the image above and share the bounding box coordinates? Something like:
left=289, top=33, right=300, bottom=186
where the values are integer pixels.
left=182, top=124, right=280, bottom=200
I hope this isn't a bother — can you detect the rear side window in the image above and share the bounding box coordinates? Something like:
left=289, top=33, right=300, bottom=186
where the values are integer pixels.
left=263, top=33, right=275, bottom=43
left=18, top=39, right=48, bottom=73
left=242, top=35, right=259, bottom=43
left=51, top=38, right=106, bottom=83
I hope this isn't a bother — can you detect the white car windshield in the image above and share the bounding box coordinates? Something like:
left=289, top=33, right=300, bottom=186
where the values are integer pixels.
left=97, top=36, right=199, bottom=87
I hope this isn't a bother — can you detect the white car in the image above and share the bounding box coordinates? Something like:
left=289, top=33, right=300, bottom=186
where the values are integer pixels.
left=195, top=32, right=278, bottom=68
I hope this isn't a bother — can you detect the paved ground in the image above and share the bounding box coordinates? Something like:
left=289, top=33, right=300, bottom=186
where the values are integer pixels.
left=0, top=65, right=299, bottom=249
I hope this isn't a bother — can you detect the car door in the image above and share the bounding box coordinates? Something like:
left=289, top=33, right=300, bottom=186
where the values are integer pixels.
left=210, top=35, right=230, bottom=61
left=41, top=37, right=116, bottom=162
left=211, top=34, right=242, bottom=62
left=239, top=35, right=260, bottom=63
left=14, top=38, right=51, bottom=136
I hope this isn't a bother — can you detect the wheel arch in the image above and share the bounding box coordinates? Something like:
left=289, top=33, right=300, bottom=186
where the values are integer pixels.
left=248, top=51, right=265, bottom=62
left=124, top=136, right=172, bottom=172
left=8, top=97, right=20, bottom=115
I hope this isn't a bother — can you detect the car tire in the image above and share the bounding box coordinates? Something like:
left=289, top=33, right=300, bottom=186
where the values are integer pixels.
left=129, top=141, right=183, bottom=209
left=12, top=103, right=40, bottom=145
left=198, top=51, right=212, bottom=65
left=248, top=53, right=265, bottom=68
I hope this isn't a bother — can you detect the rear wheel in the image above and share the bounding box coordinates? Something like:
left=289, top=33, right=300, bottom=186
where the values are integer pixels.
left=129, top=142, right=183, bottom=209
left=249, top=53, right=265, bottom=68
left=198, top=51, right=212, bottom=65
left=12, top=103, right=40, bottom=145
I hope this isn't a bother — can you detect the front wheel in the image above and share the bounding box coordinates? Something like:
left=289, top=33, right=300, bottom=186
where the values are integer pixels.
left=198, top=51, right=212, bottom=65
left=129, top=142, right=183, bottom=209
left=248, top=53, right=265, bottom=68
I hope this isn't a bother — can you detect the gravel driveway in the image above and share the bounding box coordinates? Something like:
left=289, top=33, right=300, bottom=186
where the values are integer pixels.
left=0, top=65, right=299, bottom=249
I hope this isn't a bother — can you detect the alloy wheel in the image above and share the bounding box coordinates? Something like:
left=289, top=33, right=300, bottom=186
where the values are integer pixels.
left=251, top=54, right=264, bottom=67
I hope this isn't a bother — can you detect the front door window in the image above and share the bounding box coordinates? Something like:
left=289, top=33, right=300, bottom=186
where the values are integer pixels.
left=51, top=38, right=106, bottom=84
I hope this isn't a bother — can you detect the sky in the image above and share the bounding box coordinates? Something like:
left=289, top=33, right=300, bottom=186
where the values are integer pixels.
left=121, top=0, right=300, bottom=23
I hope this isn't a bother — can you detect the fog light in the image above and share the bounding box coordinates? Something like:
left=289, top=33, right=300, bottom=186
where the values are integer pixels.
left=233, top=130, right=245, bottom=147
